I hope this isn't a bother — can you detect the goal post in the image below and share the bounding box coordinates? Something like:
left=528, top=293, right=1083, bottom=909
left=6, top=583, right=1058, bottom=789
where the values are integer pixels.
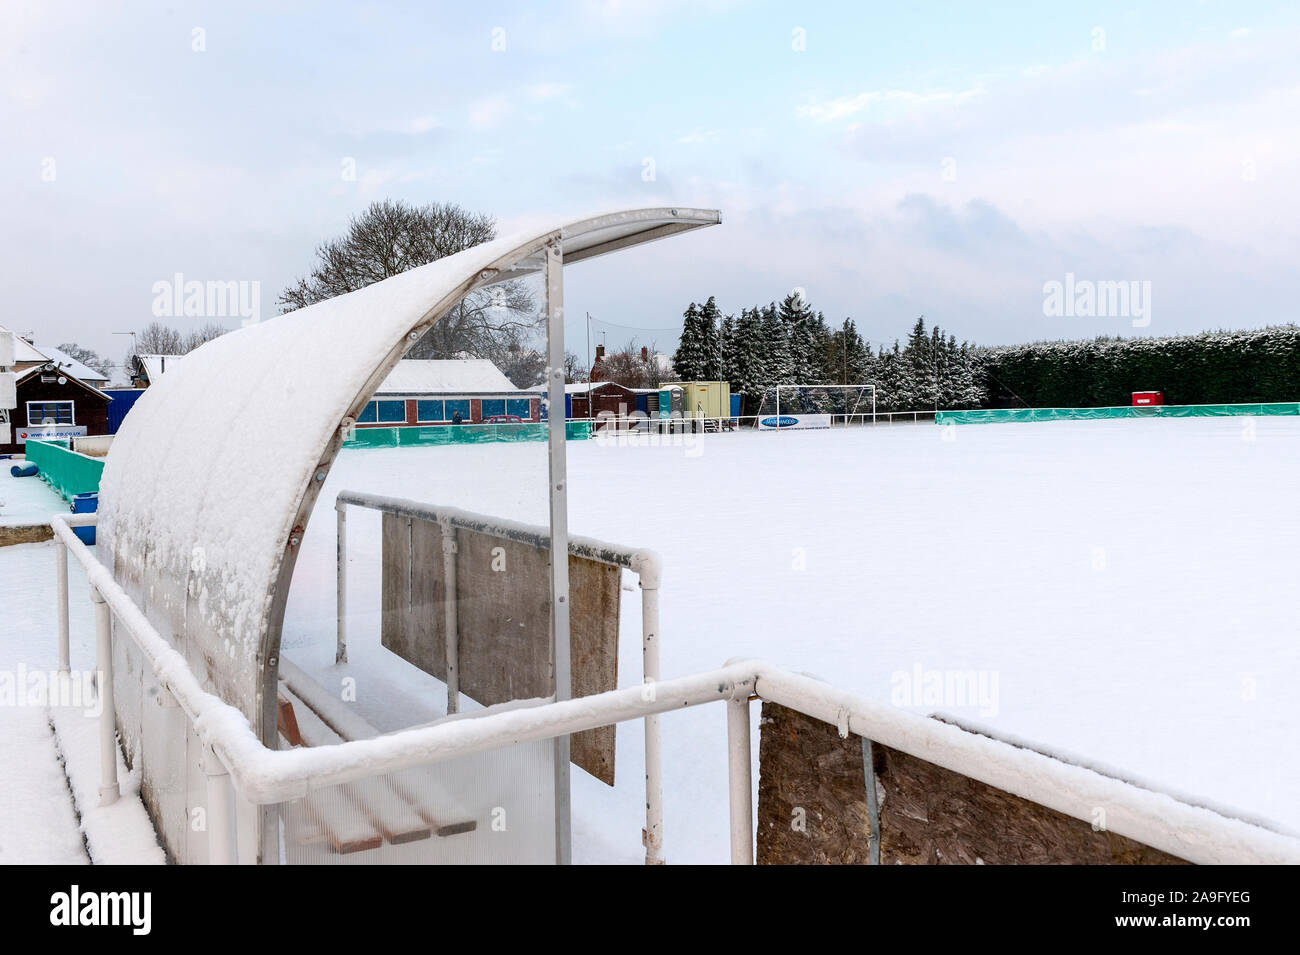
left=755, top=384, right=876, bottom=430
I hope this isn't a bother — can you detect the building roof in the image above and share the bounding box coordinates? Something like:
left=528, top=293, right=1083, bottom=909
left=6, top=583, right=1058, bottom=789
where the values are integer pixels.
left=135, top=353, right=186, bottom=383
left=564, top=380, right=633, bottom=394
left=374, top=359, right=517, bottom=395
left=14, top=363, right=112, bottom=401
left=0, top=325, right=56, bottom=365
left=35, top=345, right=111, bottom=385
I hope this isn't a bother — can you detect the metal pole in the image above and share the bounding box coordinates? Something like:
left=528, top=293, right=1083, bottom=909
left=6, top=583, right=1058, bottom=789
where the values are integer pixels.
left=861, top=736, right=880, bottom=865
left=335, top=500, right=347, bottom=664
left=92, top=587, right=120, bottom=806
left=641, top=573, right=664, bottom=865
left=727, top=695, right=753, bottom=864
left=545, top=239, right=573, bottom=865
left=56, top=539, right=70, bottom=672
left=440, top=520, right=459, bottom=714
left=203, top=745, right=237, bottom=864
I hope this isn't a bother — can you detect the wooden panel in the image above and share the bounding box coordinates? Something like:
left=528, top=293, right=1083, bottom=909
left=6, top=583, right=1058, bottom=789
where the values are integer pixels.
left=381, top=516, right=619, bottom=785
left=756, top=702, right=1188, bottom=865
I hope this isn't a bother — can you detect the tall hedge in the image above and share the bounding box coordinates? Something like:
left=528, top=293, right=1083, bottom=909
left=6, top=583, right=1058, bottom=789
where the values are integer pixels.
left=976, top=325, right=1300, bottom=408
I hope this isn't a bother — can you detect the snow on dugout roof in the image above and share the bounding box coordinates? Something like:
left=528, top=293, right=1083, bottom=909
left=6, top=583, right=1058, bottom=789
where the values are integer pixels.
left=375, top=358, right=517, bottom=394
left=97, top=207, right=720, bottom=744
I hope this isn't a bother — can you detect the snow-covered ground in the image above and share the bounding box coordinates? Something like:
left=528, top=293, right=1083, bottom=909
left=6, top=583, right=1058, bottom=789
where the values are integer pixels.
left=0, top=460, right=67, bottom=526
left=281, top=416, right=1300, bottom=864
left=0, top=542, right=165, bottom=864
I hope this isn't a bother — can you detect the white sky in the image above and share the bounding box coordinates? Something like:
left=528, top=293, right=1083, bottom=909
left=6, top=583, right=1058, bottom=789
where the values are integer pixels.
left=2, top=0, right=1297, bottom=364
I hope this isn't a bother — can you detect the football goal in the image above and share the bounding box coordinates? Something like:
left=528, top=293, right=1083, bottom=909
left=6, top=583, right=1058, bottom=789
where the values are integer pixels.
left=755, top=384, right=876, bottom=430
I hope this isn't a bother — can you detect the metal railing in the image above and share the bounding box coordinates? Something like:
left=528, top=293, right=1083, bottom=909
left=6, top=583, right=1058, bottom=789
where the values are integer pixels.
left=49, top=512, right=1300, bottom=866
left=335, top=489, right=668, bottom=864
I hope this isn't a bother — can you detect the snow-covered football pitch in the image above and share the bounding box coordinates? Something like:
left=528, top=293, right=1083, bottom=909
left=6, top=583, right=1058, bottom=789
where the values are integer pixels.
left=282, top=416, right=1300, bottom=863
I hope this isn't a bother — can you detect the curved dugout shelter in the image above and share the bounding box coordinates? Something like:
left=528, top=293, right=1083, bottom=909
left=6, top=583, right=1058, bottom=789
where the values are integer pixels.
left=98, top=208, right=720, bottom=862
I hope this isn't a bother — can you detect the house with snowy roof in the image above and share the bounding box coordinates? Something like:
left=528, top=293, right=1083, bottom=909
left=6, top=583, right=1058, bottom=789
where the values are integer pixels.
left=356, top=358, right=539, bottom=428
left=0, top=327, right=112, bottom=454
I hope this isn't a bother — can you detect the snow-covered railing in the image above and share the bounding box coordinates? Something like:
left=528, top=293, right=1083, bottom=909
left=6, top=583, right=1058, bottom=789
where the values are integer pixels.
left=49, top=513, right=1300, bottom=866
left=334, top=489, right=667, bottom=864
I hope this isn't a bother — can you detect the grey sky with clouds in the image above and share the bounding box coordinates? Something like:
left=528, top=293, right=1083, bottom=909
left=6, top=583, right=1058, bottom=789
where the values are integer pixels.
left=3, top=0, right=1297, bottom=365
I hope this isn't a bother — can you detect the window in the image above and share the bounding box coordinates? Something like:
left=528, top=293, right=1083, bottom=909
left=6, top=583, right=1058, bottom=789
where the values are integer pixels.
left=481, top=398, right=506, bottom=419
left=359, top=400, right=406, bottom=423
left=506, top=398, right=532, bottom=418
left=416, top=400, right=444, bottom=422
left=444, top=399, right=470, bottom=421
left=27, top=401, right=74, bottom=425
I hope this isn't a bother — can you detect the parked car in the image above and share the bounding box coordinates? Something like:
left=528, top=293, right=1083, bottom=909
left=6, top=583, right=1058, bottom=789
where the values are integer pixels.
left=484, top=414, right=524, bottom=424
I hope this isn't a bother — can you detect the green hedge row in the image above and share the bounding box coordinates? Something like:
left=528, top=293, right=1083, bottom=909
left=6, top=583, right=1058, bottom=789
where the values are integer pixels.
left=976, top=325, right=1300, bottom=408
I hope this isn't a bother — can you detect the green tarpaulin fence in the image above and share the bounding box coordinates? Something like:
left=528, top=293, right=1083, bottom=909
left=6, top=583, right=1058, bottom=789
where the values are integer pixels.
left=344, top=420, right=593, bottom=449
left=935, top=403, right=1300, bottom=425
left=24, top=440, right=105, bottom=501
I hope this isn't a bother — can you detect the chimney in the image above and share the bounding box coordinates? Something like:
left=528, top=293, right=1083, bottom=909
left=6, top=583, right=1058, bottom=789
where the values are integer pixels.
left=640, top=346, right=649, bottom=362
left=595, top=344, right=605, bottom=362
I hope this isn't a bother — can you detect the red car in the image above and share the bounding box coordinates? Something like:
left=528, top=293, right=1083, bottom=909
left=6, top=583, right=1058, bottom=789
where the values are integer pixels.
left=484, top=414, right=524, bottom=424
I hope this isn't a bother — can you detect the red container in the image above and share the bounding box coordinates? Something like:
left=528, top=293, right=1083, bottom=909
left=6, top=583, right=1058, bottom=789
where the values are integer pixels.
left=1132, top=391, right=1164, bottom=406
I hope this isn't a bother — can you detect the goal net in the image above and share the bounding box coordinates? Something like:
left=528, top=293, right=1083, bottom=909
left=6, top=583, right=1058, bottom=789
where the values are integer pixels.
left=755, top=384, right=876, bottom=429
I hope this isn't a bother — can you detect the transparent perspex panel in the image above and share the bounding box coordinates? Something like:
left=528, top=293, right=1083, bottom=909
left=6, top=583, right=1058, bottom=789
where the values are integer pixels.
left=279, top=741, right=555, bottom=865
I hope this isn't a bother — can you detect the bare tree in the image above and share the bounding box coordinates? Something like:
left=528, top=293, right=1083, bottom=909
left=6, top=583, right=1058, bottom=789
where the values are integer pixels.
left=483, top=326, right=547, bottom=389
left=184, top=322, right=229, bottom=352
left=279, top=199, right=539, bottom=359
left=134, top=321, right=186, bottom=355
left=124, top=320, right=230, bottom=373
left=55, top=343, right=114, bottom=376
left=594, top=339, right=668, bottom=389
left=563, top=350, right=587, bottom=384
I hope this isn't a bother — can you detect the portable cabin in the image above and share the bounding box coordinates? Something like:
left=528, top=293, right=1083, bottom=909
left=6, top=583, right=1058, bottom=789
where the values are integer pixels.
left=677, top=381, right=731, bottom=421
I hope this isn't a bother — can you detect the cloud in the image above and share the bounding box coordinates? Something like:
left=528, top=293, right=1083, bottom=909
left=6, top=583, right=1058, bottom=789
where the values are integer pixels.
left=468, top=95, right=513, bottom=129
left=799, top=87, right=985, bottom=123
left=525, top=82, right=573, bottom=102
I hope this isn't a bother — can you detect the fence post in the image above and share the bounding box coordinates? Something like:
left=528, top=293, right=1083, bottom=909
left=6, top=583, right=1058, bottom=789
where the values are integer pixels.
left=727, top=694, right=753, bottom=864
left=92, top=587, right=120, bottom=806
left=440, top=520, right=459, bottom=714
left=335, top=500, right=347, bottom=664
left=640, top=567, right=664, bottom=865
left=56, top=539, right=70, bottom=673
left=202, top=744, right=238, bottom=864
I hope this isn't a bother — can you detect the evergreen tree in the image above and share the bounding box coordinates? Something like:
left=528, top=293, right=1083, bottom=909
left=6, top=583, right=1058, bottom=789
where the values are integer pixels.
left=875, top=342, right=910, bottom=411
left=718, top=313, right=737, bottom=382
left=826, top=318, right=873, bottom=385
left=902, top=316, right=940, bottom=408
left=672, top=302, right=707, bottom=380
left=760, top=302, right=791, bottom=386
left=779, top=291, right=819, bottom=383
left=698, top=295, right=723, bottom=380
left=731, top=307, right=768, bottom=413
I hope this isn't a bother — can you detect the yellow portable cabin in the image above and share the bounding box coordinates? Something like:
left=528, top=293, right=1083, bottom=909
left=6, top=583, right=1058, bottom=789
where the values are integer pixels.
left=678, top=381, right=731, bottom=421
